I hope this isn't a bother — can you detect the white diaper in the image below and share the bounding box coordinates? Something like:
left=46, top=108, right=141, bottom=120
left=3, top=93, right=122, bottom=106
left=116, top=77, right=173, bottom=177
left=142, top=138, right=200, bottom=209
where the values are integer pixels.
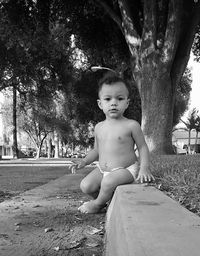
left=96, top=162, right=139, bottom=179
left=126, top=162, right=139, bottom=180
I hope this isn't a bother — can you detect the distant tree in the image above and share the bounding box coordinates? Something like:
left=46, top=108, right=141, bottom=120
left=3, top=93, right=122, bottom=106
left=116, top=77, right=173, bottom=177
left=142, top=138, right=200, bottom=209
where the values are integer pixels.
left=173, top=68, right=192, bottom=127
left=192, top=25, right=200, bottom=61
left=0, top=89, right=14, bottom=146
left=12, top=83, right=18, bottom=158
left=0, top=0, right=75, bottom=158
left=181, top=108, right=198, bottom=154
left=18, top=92, right=55, bottom=158
left=194, top=114, right=200, bottom=153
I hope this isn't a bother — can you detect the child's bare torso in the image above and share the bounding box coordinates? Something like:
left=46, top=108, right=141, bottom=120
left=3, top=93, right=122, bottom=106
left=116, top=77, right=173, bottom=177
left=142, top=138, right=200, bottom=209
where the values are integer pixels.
left=96, top=119, right=137, bottom=172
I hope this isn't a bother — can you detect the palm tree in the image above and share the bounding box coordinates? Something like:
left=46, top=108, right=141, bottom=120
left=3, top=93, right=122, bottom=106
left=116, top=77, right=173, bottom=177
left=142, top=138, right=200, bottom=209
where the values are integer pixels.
left=181, top=108, right=198, bottom=154
left=194, top=115, right=200, bottom=153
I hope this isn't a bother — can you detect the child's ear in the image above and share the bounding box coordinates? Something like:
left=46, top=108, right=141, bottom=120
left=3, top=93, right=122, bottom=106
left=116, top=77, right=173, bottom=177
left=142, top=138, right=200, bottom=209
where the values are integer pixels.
left=97, top=99, right=102, bottom=109
left=126, top=98, right=130, bottom=108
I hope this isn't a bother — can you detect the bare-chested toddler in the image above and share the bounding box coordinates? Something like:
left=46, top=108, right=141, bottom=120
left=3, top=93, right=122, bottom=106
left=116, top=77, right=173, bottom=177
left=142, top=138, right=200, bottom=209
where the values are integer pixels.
left=70, top=75, right=155, bottom=213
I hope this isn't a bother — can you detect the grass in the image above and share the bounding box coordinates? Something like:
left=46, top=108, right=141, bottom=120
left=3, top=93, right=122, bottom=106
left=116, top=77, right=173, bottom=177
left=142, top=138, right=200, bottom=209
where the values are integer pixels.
left=151, top=154, right=200, bottom=216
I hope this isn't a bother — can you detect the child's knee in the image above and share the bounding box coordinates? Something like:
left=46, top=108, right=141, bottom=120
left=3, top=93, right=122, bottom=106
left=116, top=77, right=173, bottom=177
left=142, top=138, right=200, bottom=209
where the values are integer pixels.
left=101, top=176, right=116, bottom=192
left=80, top=179, right=90, bottom=193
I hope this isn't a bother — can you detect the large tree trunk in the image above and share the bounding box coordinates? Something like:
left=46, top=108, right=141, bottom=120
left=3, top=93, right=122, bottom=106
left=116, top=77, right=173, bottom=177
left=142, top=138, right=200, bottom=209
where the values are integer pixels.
left=138, top=71, right=174, bottom=154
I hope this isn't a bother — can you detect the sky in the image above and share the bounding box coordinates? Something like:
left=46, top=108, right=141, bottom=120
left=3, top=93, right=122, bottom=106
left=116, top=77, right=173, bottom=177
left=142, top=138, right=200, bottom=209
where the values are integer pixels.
left=187, top=53, right=200, bottom=111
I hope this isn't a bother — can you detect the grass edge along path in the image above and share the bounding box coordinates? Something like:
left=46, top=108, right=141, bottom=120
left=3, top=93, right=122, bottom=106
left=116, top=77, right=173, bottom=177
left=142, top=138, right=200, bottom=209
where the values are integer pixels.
left=151, top=154, right=200, bottom=217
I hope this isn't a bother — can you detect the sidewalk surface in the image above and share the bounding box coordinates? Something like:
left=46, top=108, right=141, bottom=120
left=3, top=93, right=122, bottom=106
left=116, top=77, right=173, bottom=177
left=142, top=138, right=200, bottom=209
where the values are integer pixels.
left=0, top=158, right=74, bottom=166
left=0, top=164, right=105, bottom=256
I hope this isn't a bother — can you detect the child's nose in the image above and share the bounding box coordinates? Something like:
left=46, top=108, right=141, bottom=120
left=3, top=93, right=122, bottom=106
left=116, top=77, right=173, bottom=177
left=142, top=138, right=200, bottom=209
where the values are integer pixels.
left=111, top=99, right=117, bottom=105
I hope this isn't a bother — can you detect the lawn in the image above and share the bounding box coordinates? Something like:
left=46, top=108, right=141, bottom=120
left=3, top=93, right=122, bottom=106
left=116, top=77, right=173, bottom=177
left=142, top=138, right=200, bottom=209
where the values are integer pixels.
left=151, top=154, right=200, bottom=216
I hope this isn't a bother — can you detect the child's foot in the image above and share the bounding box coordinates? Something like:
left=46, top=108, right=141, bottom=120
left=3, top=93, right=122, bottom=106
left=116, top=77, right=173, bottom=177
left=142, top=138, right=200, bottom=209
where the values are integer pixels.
left=78, top=200, right=104, bottom=214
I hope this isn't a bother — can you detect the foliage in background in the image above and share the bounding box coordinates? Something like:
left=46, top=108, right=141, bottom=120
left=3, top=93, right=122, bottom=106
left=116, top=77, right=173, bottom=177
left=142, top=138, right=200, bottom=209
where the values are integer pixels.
left=192, top=24, right=200, bottom=61
left=173, top=68, right=192, bottom=127
left=180, top=108, right=200, bottom=154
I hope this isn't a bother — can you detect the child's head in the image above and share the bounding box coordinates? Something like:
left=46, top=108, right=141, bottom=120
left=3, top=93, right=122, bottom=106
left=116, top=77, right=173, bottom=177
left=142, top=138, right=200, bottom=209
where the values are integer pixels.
left=97, top=73, right=130, bottom=119
left=98, top=73, right=130, bottom=98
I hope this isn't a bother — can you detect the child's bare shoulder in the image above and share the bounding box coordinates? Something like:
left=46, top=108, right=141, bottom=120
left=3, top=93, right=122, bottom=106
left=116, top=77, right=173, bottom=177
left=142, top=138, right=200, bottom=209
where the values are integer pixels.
left=95, top=121, right=105, bottom=132
left=126, top=119, right=141, bottom=129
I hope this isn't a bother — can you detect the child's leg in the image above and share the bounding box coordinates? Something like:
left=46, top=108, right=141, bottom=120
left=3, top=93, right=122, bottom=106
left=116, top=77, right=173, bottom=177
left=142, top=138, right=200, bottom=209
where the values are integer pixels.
left=79, top=168, right=134, bottom=213
left=80, top=167, right=103, bottom=198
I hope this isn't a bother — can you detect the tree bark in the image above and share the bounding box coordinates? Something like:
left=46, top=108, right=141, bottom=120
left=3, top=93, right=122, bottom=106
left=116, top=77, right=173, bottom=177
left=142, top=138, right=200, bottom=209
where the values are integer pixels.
left=139, top=72, right=174, bottom=154
left=54, top=132, right=59, bottom=158
left=47, top=137, right=52, bottom=158
left=12, top=84, right=18, bottom=159
left=194, top=131, right=198, bottom=153
left=188, top=130, right=191, bottom=154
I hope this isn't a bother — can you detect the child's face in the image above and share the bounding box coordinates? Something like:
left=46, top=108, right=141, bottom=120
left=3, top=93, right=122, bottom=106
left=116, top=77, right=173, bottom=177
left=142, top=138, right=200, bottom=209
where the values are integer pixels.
left=97, top=82, right=130, bottom=119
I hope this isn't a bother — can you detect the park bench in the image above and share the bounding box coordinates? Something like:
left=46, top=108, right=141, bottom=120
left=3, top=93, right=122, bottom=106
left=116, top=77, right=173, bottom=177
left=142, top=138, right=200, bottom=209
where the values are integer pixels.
left=105, top=184, right=200, bottom=256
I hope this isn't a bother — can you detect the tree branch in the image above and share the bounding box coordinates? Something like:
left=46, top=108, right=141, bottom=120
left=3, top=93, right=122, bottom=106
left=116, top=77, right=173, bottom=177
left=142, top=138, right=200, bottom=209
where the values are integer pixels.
left=141, top=0, right=156, bottom=59
left=94, top=0, right=123, bottom=32
left=117, top=0, right=141, bottom=72
left=24, top=129, right=37, bottom=147
left=118, top=0, right=140, bottom=42
left=171, top=1, right=200, bottom=87
left=162, top=0, right=182, bottom=65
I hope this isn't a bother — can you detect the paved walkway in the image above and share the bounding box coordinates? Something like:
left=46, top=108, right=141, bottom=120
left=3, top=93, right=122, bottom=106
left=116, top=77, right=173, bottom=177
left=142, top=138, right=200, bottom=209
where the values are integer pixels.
left=0, top=158, right=73, bottom=166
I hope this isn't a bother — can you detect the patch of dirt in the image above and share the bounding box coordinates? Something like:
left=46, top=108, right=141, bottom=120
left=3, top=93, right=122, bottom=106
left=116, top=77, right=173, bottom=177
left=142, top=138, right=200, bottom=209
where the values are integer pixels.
left=0, top=168, right=106, bottom=255
left=0, top=189, right=106, bottom=256
left=0, top=190, right=20, bottom=203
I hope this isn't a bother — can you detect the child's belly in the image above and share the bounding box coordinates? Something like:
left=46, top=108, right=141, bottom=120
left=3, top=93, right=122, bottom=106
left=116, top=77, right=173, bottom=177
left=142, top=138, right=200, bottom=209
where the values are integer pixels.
left=98, top=147, right=137, bottom=172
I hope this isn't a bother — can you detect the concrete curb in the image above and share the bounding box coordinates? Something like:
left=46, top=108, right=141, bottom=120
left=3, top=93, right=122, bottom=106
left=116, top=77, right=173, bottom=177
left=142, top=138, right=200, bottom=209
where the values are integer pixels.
left=105, top=184, right=200, bottom=256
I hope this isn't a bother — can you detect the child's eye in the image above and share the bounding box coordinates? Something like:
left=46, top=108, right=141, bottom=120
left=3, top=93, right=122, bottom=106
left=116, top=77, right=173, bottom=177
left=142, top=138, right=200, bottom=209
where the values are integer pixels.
left=104, top=98, right=110, bottom=101
left=118, top=97, right=124, bottom=101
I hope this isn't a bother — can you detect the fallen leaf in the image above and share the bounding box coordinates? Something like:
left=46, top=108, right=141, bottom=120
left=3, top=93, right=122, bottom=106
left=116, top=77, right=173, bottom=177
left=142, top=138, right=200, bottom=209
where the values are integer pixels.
left=86, top=226, right=103, bottom=235
left=44, top=227, right=54, bottom=233
left=86, top=242, right=99, bottom=248
left=53, top=246, right=60, bottom=251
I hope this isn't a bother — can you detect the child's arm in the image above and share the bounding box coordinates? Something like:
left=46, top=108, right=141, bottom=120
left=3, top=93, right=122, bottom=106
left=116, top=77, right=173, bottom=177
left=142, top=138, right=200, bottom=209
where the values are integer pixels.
left=131, top=121, right=155, bottom=183
left=79, top=147, right=99, bottom=167
left=70, top=126, right=99, bottom=173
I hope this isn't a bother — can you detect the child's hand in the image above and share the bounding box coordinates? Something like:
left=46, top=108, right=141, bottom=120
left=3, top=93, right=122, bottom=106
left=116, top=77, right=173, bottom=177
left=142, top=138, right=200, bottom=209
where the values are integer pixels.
left=69, top=163, right=78, bottom=174
left=69, top=159, right=87, bottom=174
left=136, top=169, right=155, bottom=183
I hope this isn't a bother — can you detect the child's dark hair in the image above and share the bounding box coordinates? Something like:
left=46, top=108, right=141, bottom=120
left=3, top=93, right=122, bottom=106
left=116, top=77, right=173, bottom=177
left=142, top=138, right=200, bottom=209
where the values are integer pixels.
left=98, top=72, right=130, bottom=96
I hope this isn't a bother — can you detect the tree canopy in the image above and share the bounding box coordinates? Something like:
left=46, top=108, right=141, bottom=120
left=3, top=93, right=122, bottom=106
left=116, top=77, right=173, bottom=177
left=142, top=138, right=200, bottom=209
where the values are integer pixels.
left=0, top=0, right=200, bottom=155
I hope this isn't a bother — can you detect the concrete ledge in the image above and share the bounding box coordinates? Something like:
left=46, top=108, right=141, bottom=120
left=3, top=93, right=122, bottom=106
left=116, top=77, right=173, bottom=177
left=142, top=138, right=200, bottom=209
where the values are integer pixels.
left=105, top=184, right=200, bottom=256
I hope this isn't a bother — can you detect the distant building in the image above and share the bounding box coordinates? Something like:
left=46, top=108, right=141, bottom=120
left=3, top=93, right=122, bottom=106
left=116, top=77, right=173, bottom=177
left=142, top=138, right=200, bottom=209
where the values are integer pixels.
left=172, top=129, right=200, bottom=154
